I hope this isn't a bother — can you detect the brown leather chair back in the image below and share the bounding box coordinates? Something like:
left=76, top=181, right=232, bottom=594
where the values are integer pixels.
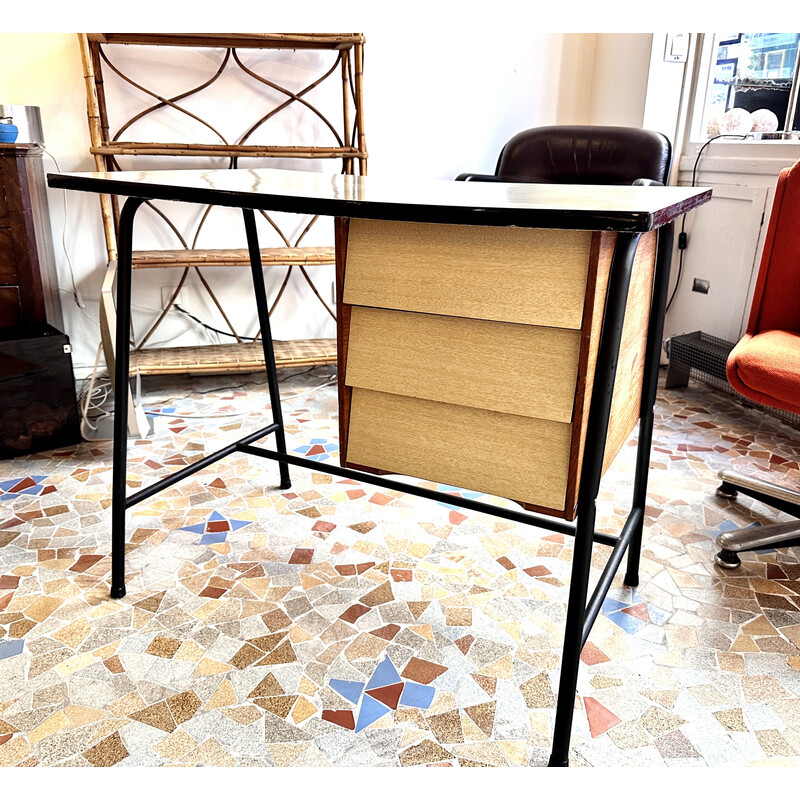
left=494, top=125, right=672, bottom=185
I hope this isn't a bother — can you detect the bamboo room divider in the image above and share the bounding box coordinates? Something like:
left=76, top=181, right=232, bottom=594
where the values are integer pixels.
left=78, top=32, right=368, bottom=376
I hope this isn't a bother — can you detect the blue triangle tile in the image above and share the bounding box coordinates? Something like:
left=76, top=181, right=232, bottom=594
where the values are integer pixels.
left=310, top=438, right=327, bottom=444
left=354, top=693, right=391, bottom=732
left=602, top=598, right=629, bottom=614
left=229, top=519, right=252, bottom=531
left=208, top=510, right=226, bottom=522
left=366, top=656, right=402, bottom=690
left=180, top=522, right=208, bottom=534
left=607, top=610, right=646, bottom=633
left=199, top=531, right=228, bottom=545
left=0, top=639, right=24, bottom=660
left=330, top=679, right=365, bottom=704
left=399, top=681, right=435, bottom=709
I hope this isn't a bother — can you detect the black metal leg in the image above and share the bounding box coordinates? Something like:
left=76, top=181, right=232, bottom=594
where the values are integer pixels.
left=242, top=209, right=291, bottom=490
left=625, top=221, right=675, bottom=586
left=110, top=197, right=145, bottom=599
left=548, top=232, right=641, bottom=767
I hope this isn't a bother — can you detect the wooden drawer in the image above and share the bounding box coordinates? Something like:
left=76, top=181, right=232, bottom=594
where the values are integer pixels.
left=343, top=218, right=593, bottom=329
left=336, top=217, right=658, bottom=521
left=347, top=388, right=573, bottom=512
left=345, top=306, right=581, bottom=424
left=0, top=286, right=22, bottom=328
left=0, top=228, right=17, bottom=285
left=0, top=170, right=7, bottom=224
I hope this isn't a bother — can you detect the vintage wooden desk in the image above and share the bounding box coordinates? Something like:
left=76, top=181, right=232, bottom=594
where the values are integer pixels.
left=48, top=166, right=710, bottom=766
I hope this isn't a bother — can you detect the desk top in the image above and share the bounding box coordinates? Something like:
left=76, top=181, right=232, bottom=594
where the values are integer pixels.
left=48, top=166, right=711, bottom=232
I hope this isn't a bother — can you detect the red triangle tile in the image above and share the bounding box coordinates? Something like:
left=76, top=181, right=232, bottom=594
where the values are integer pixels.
left=580, top=641, right=610, bottom=665
left=9, top=477, right=36, bottom=492
left=584, top=696, right=621, bottom=738
left=767, top=564, right=788, bottom=580
left=366, top=682, right=403, bottom=710
left=322, top=709, right=355, bottom=730
left=620, top=602, right=650, bottom=622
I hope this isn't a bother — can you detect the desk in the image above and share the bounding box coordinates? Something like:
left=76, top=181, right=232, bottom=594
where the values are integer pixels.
left=48, top=166, right=710, bottom=766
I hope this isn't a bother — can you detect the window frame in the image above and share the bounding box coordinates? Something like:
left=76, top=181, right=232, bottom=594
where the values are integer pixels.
left=689, top=32, right=800, bottom=144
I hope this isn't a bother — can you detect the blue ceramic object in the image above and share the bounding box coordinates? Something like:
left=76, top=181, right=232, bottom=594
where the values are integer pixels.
left=0, top=118, right=19, bottom=143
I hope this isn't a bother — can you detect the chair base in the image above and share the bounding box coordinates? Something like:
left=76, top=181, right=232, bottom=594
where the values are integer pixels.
left=714, top=469, right=800, bottom=568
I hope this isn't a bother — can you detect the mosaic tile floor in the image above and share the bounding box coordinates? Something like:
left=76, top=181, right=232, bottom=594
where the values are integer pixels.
left=1, top=367, right=799, bottom=767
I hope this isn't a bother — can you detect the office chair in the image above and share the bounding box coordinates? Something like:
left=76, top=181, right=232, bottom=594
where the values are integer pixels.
left=714, top=158, right=800, bottom=568
left=455, top=125, right=672, bottom=186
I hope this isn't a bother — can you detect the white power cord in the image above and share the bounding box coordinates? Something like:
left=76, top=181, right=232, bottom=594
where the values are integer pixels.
left=79, top=342, right=113, bottom=441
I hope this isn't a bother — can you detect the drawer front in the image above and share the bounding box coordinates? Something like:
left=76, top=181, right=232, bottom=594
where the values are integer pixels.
left=346, top=388, right=572, bottom=512
left=0, top=228, right=17, bottom=284
left=0, top=174, right=7, bottom=223
left=345, top=306, right=581, bottom=424
left=343, top=219, right=593, bottom=329
left=0, top=286, right=22, bottom=328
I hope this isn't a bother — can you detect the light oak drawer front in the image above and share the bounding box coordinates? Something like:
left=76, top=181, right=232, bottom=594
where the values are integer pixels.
left=345, top=306, right=581, bottom=424
left=0, top=229, right=17, bottom=285
left=343, top=219, right=593, bottom=329
left=347, top=388, right=572, bottom=511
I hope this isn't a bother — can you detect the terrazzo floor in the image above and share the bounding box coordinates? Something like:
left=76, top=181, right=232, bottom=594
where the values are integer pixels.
left=1, top=366, right=799, bottom=768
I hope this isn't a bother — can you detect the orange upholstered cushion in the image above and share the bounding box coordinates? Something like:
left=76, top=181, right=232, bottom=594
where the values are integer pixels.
left=727, top=330, right=800, bottom=415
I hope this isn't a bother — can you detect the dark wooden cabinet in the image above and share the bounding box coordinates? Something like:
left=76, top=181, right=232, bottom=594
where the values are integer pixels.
left=0, top=143, right=62, bottom=331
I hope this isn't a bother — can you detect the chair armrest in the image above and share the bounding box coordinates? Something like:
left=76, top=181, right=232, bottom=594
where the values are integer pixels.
left=455, top=172, right=501, bottom=182
left=631, top=178, right=665, bottom=187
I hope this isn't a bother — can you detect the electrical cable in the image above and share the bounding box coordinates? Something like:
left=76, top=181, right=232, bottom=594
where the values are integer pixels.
left=78, top=342, right=114, bottom=441
left=173, top=303, right=260, bottom=341
left=665, top=133, right=750, bottom=313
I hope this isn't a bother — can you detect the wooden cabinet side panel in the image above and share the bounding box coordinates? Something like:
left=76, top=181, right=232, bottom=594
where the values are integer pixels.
left=565, top=230, right=658, bottom=517
left=23, top=154, right=63, bottom=330
left=335, top=217, right=352, bottom=465
left=601, top=230, right=657, bottom=473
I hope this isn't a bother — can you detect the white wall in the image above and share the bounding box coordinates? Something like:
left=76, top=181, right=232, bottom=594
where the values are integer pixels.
left=0, top=30, right=658, bottom=376
left=588, top=34, right=652, bottom=127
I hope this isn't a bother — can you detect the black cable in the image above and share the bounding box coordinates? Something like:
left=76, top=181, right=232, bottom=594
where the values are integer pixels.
left=665, top=133, right=749, bottom=313
left=173, top=303, right=260, bottom=342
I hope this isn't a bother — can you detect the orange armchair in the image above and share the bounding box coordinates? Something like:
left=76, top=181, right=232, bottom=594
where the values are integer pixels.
left=715, top=159, right=800, bottom=568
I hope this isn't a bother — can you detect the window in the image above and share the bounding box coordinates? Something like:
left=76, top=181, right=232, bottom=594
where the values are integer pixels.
left=699, top=33, right=800, bottom=139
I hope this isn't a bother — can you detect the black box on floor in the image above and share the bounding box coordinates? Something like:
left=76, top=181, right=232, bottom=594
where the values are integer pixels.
left=0, top=324, right=81, bottom=458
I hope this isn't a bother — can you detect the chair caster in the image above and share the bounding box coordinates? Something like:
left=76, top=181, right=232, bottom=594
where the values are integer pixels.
left=716, top=482, right=738, bottom=501
left=714, top=549, right=741, bottom=569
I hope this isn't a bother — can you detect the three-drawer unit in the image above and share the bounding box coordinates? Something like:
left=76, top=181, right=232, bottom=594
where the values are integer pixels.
left=335, top=217, right=657, bottom=521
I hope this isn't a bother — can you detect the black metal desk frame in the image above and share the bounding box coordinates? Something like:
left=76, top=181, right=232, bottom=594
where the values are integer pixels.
left=49, top=169, right=706, bottom=766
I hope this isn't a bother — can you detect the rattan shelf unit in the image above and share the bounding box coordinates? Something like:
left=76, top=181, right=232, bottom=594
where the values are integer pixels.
left=79, top=32, right=367, bottom=384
